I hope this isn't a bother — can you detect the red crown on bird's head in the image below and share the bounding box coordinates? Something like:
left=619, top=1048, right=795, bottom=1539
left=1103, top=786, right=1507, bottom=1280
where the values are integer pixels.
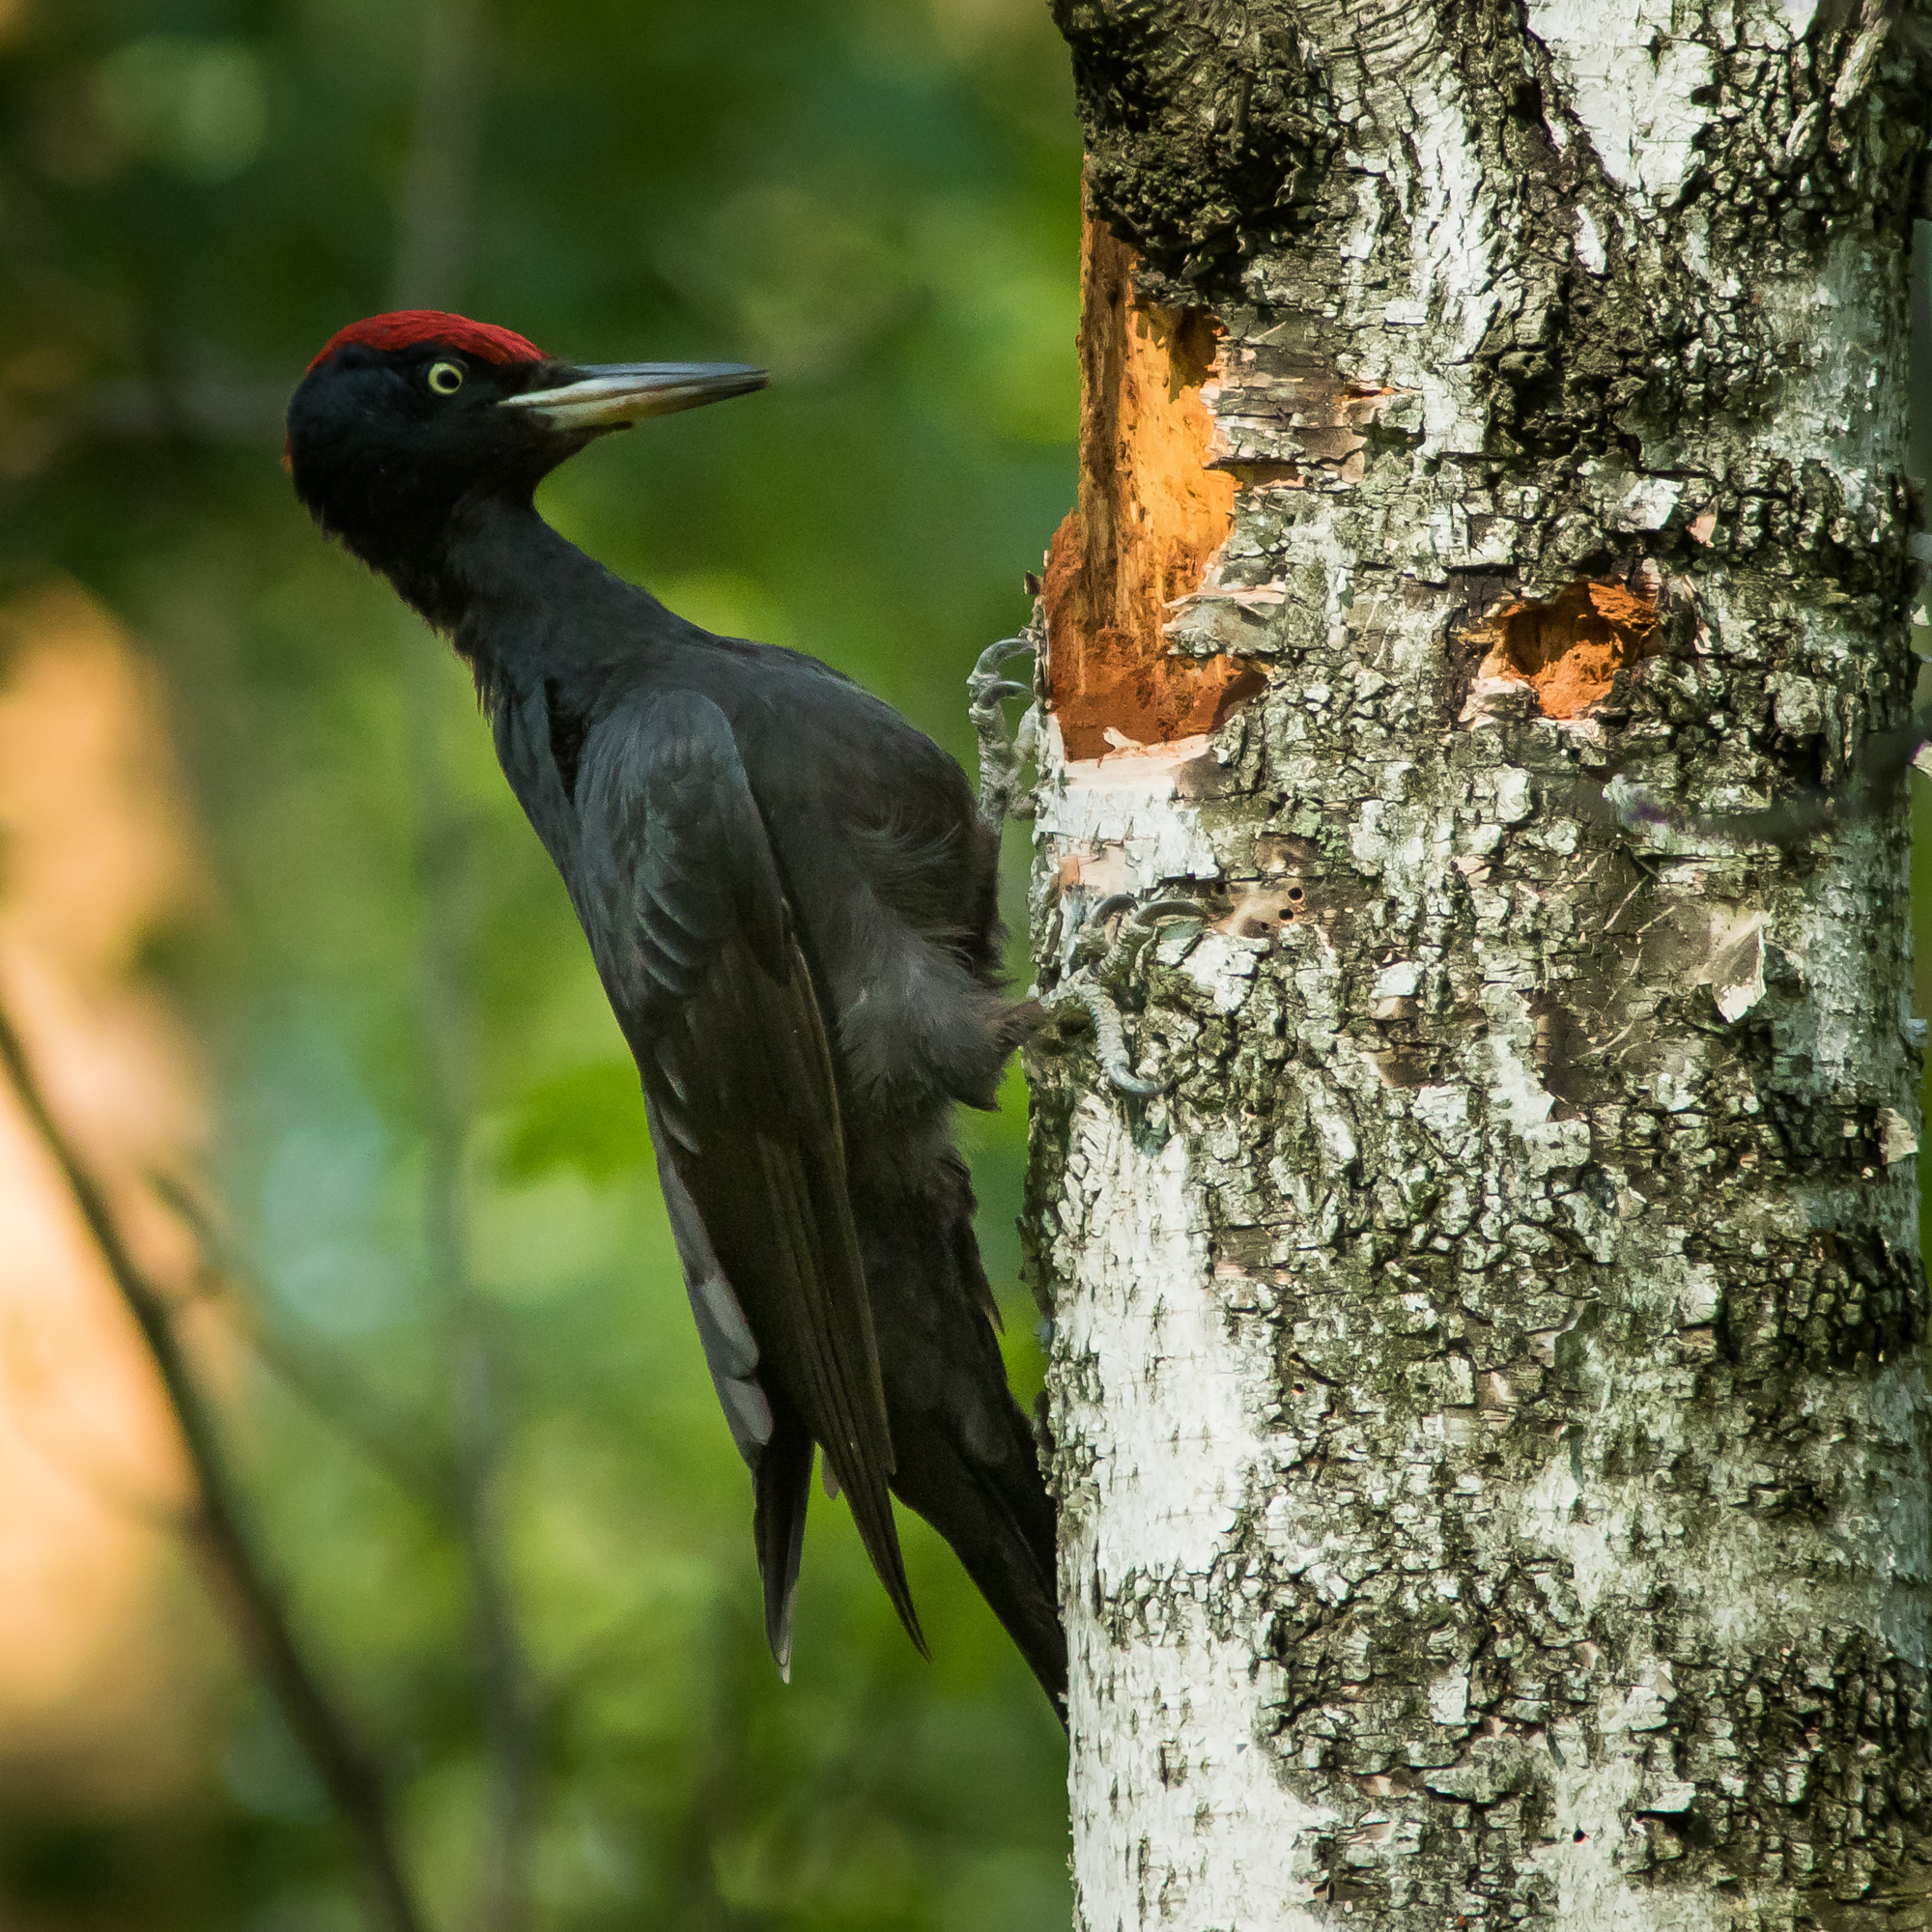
left=305, top=310, right=548, bottom=371
left=289, top=312, right=551, bottom=470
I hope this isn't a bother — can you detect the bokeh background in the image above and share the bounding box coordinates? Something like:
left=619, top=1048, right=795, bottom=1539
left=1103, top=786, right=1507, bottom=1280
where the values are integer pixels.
left=0, top=0, right=1080, bottom=1926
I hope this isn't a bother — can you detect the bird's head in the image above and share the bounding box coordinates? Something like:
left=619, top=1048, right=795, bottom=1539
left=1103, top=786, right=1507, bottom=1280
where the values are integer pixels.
left=286, top=309, right=765, bottom=590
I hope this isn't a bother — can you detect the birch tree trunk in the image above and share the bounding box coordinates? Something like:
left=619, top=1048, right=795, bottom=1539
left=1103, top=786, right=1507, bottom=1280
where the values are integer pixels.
left=1024, top=5, right=1932, bottom=1926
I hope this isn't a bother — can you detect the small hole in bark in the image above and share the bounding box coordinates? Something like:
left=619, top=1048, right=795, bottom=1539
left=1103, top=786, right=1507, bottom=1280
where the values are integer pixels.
left=1574, top=1830, right=1587, bottom=1842
left=1287, top=885, right=1305, bottom=903
left=1292, top=1382, right=1305, bottom=1394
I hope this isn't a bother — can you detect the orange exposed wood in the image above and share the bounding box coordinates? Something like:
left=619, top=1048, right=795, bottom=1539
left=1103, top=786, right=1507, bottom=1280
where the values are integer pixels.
left=1042, top=214, right=1262, bottom=761
left=1470, top=579, right=1661, bottom=721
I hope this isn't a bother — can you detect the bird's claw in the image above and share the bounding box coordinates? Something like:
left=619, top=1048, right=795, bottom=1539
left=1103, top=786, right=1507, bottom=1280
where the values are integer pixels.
left=1041, top=889, right=1206, bottom=1097
left=971, top=624, right=1042, bottom=829
left=973, top=678, right=1032, bottom=707
left=1069, top=892, right=1201, bottom=969
left=1134, top=895, right=1208, bottom=929
left=970, top=631, right=1037, bottom=687
left=1041, top=982, right=1163, bottom=1096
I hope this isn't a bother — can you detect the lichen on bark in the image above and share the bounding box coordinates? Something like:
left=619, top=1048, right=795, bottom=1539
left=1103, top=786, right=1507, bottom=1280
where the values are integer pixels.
left=1027, top=3, right=1932, bottom=1927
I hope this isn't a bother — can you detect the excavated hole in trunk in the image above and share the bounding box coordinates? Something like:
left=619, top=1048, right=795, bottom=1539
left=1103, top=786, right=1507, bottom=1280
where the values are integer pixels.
left=1466, top=577, right=1662, bottom=719
left=1042, top=213, right=1264, bottom=760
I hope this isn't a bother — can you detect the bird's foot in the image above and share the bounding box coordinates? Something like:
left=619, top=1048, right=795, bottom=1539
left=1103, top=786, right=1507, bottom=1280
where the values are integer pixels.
left=970, top=620, right=1042, bottom=830
left=1041, top=980, right=1161, bottom=1096
left=1038, top=893, right=1205, bottom=1097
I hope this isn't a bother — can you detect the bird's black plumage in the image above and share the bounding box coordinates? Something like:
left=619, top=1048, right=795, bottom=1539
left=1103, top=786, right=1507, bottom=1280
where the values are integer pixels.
left=286, top=311, right=1065, bottom=1718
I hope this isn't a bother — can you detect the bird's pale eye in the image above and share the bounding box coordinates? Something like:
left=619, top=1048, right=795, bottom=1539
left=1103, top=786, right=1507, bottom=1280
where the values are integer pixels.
left=427, top=360, right=465, bottom=396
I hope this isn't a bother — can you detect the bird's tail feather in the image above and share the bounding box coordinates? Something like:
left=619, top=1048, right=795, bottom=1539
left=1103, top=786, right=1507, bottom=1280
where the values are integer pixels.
left=917, top=1431, right=1065, bottom=1719
left=863, top=1152, right=1066, bottom=1721
left=753, top=1416, right=813, bottom=1679
left=825, top=1441, right=928, bottom=1660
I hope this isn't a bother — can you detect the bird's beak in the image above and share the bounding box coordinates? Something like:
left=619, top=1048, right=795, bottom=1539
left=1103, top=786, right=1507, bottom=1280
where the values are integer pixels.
left=500, top=362, right=767, bottom=430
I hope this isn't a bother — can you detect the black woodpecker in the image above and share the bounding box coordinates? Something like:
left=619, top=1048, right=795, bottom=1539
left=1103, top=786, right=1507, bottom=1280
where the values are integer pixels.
left=285, top=311, right=1065, bottom=1720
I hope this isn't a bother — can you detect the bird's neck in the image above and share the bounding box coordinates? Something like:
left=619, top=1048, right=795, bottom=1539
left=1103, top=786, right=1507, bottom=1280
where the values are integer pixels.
left=382, top=490, right=645, bottom=687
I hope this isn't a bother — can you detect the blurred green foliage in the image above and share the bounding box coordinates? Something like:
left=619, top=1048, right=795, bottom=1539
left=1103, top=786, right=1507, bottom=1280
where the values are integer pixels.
left=0, top=0, right=1080, bottom=1924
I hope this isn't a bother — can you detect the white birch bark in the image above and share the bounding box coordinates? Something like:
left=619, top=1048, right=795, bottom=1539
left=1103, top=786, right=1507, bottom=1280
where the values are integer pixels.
left=1028, top=4, right=1932, bottom=1926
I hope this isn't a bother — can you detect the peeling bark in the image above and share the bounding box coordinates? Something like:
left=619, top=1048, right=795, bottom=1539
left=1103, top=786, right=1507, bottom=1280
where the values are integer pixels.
left=1028, top=3, right=1932, bottom=1926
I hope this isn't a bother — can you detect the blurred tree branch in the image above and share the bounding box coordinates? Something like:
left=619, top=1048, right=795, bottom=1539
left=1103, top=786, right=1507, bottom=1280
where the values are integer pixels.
left=395, top=0, right=491, bottom=314
left=408, top=789, right=537, bottom=1932
left=396, top=3, right=539, bottom=1928
left=0, top=1000, right=433, bottom=1932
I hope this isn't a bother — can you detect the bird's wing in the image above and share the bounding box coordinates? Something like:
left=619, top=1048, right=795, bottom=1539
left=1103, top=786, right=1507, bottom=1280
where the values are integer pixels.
left=573, top=688, right=920, bottom=1670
